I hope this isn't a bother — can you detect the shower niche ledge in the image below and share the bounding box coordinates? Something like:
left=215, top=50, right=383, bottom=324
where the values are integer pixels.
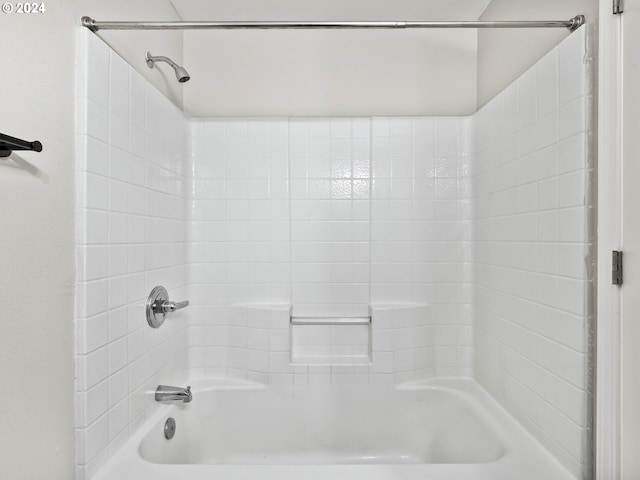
left=290, top=311, right=372, bottom=365
left=288, top=304, right=431, bottom=366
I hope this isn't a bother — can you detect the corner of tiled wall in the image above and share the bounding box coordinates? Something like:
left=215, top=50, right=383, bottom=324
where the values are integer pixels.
left=76, top=31, right=189, bottom=480
left=471, top=27, right=591, bottom=478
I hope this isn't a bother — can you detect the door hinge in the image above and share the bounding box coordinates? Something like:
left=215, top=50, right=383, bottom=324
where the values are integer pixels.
left=613, top=251, right=623, bottom=285
left=614, top=0, right=624, bottom=14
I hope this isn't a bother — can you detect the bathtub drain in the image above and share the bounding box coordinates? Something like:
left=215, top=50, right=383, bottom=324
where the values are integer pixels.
left=164, top=417, right=176, bottom=440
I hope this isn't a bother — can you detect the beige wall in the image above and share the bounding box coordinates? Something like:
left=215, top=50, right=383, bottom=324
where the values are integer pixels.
left=184, top=29, right=477, bottom=117
left=477, top=0, right=598, bottom=107
left=174, top=0, right=489, bottom=116
left=0, top=1, right=181, bottom=478
left=0, top=3, right=77, bottom=478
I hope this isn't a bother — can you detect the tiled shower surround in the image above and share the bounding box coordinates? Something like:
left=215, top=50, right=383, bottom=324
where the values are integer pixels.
left=76, top=29, right=591, bottom=479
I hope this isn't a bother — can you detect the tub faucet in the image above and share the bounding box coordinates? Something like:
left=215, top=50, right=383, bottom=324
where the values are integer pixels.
left=155, top=385, right=192, bottom=403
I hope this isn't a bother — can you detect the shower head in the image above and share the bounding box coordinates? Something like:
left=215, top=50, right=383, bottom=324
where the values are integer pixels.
left=145, top=51, right=190, bottom=83
left=173, top=65, right=191, bottom=83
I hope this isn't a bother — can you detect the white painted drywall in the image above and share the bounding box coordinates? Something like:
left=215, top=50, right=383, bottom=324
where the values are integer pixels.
left=477, top=0, right=598, bottom=108
left=174, top=0, right=491, bottom=117
left=183, top=29, right=478, bottom=117
left=0, top=5, right=77, bottom=479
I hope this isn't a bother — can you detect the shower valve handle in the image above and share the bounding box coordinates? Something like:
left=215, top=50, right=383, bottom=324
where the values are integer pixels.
left=146, top=286, right=189, bottom=328
left=156, top=299, right=189, bottom=313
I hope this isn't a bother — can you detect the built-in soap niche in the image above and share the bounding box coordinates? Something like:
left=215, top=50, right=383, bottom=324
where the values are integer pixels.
left=290, top=313, right=372, bottom=365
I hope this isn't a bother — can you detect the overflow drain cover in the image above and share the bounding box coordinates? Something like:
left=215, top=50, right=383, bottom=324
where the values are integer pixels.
left=164, top=417, right=176, bottom=440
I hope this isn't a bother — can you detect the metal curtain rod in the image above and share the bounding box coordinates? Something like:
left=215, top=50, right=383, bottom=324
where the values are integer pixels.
left=81, top=15, right=585, bottom=32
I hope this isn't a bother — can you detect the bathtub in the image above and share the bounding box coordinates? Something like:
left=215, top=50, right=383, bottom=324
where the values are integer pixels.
left=94, top=378, right=573, bottom=480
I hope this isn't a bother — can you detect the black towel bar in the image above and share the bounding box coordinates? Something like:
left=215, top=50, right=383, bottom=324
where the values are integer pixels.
left=0, top=132, right=43, bottom=157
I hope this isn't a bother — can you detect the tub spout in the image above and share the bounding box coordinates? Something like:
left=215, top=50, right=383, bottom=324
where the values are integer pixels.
left=155, top=385, right=192, bottom=403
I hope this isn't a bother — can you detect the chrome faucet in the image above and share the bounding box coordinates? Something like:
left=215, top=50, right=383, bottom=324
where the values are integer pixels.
left=155, top=385, right=192, bottom=403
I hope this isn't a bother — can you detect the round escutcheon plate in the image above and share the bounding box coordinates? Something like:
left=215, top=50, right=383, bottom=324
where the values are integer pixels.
left=164, top=417, right=176, bottom=440
left=146, top=286, right=169, bottom=328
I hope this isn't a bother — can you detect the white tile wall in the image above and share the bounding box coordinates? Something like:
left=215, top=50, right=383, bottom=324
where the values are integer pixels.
left=76, top=31, right=188, bottom=479
left=188, top=117, right=473, bottom=378
left=187, top=118, right=291, bottom=379
left=471, top=28, right=591, bottom=478
left=209, top=304, right=432, bottom=385
left=289, top=118, right=371, bottom=317
left=371, top=117, right=473, bottom=377
left=371, top=305, right=444, bottom=384
left=189, top=118, right=291, bottom=308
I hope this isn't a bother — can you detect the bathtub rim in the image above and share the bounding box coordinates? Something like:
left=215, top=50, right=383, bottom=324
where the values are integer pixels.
left=92, top=377, right=575, bottom=480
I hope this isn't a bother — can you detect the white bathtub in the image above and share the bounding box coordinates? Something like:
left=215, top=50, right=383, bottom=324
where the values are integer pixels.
left=94, top=378, right=574, bottom=480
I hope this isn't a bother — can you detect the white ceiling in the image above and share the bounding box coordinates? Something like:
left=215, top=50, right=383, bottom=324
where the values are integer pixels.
left=170, top=0, right=492, bottom=22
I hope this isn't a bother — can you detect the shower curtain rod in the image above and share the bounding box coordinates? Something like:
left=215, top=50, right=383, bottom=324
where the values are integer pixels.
left=81, top=15, right=585, bottom=32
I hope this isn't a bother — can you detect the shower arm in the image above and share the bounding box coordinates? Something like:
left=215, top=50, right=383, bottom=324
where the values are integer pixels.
left=82, top=15, right=585, bottom=33
left=146, top=53, right=180, bottom=71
